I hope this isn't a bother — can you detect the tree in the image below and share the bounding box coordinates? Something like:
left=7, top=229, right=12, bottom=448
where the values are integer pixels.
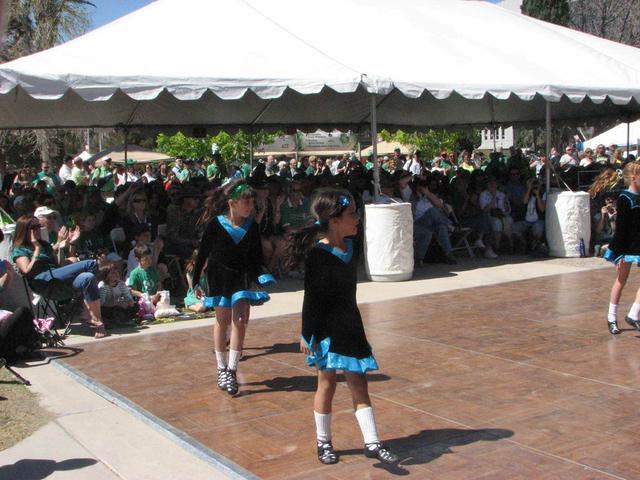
left=156, top=130, right=282, bottom=167
left=569, top=0, right=640, bottom=47
left=378, top=129, right=480, bottom=160
left=0, top=0, right=94, bottom=165
left=521, top=0, right=571, bottom=27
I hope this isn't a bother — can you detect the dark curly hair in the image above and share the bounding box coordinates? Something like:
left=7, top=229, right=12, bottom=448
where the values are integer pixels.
left=198, top=178, right=256, bottom=226
left=283, top=187, right=355, bottom=270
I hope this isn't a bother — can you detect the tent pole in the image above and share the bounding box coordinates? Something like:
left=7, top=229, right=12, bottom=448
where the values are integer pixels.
left=249, top=130, right=254, bottom=170
left=371, top=94, right=379, bottom=201
left=124, top=129, right=129, bottom=184
left=545, top=101, right=551, bottom=194
left=627, top=120, right=631, bottom=158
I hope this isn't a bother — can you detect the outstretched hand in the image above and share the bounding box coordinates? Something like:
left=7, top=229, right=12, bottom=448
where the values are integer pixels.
left=300, top=339, right=313, bottom=355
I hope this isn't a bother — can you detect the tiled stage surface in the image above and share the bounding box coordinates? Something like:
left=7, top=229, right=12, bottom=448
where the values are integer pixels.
left=62, top=268, right=640, bottom=479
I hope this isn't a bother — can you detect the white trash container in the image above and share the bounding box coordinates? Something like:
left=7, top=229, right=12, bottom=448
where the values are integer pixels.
left=364, top=203, right=414, bottom=282
left=545, top=190, right=591, bottom=257
left=0, top=223, right=15, bottom=261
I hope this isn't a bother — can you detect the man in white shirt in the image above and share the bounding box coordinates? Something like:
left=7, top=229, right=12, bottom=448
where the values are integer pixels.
left=58, top=155, right=74, bottom=184
left=559, top=146, right=577, bottom=170
left=403, top=150, right=424, bottom=176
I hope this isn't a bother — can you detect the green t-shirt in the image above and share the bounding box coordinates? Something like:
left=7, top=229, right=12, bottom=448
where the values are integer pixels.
left=12, top=242, right=55, bottom=264
left=127, top=266, right=160, bottom=295
left=279, top=198, right=311, bottom=230
left=177, top=168, right=191, bottom=183
left=207, top=163, right=221, bottom=180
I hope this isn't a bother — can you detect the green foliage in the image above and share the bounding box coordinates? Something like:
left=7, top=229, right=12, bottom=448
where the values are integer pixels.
left=378, top=129, right=480, bottom=159
left=156, top=130, right=281, bottom=166
left=521, top=0, right=570, bottom=27
left=0, top=131, right=39, bottom=167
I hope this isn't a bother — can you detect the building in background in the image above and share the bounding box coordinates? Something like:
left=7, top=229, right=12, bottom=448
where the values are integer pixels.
left=479, top=126, right=515, bottom=154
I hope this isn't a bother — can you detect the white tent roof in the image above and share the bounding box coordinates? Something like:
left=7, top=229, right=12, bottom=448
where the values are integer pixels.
left=0, top=0, right=639, bottom=129
left=583, top=120, right=640, bottom=149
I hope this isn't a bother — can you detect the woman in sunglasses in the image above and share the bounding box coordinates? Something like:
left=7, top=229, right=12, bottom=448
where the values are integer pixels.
left=12, top=215, right=107, bottom=338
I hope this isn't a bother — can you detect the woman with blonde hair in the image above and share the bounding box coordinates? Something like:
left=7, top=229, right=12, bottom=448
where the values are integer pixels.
left=603, top=161, right=640, bottom=334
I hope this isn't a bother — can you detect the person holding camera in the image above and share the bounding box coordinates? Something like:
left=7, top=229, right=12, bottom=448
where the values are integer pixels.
left=479, top=176, right=514, bottom=253
left=513, top=178, right=546, bottom=252
left=593, top=195, right=616, bottom=257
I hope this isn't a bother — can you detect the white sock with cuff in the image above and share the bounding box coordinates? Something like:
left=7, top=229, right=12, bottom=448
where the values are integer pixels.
left=314, top=411, right=332, bottom=442
left=215, top=351, right=227, bottom=370
left=228, top=349, right=241, bottom=371
left=628, top=303, right=640, bottom=321
left=608, top=303, right=618, bottom=323
left=355, top=406, right=380, bottom=445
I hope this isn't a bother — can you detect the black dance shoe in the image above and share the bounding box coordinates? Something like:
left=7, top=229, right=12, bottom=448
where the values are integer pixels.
left=217, top=368, right=228, bottom=390
left=226, top=369, right=239, bottom=396
left=317, top=440, right=339, bottom=464
left=364, top=442, right=399, bottom=464
left=624, top=316, right=640, bottom=331
left=608, top=321, right=621, bottom=335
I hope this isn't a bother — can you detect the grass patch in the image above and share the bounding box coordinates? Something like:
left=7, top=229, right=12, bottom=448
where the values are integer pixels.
left=0, top=366, right=52, bottom=451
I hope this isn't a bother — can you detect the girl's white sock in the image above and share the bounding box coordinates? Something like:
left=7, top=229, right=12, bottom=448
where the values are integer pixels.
left=314, top=411, right=332, bottom=442
left=628, top=303, right=640, bottom=321
left=228, top=349, right=241, bottom=371
left=355, top=406, right=379, bottom=445
left=215, top=351, right=227, bottom=370
left=608, top=303, right=618, bottom=323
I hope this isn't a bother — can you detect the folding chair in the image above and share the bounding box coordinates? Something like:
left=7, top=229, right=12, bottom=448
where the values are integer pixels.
left=21, top=269, right=79, bottom=342
left=446, top=206, right=477, bottom=258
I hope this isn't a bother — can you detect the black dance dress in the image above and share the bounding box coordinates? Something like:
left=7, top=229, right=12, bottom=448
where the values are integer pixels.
left=301, top=238, right=378, bottom=373
left=604, top=190, right=640, bottom=265
left=193, top=215, right=274, bottom=308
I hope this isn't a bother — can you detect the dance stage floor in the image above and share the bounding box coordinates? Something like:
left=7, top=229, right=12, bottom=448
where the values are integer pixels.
left=62, top=268, right=640, bottom=479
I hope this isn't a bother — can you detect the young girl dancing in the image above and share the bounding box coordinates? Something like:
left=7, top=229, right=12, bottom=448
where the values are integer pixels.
left=193, top=179, right=274, bottom=396
left=604, top=161, right=640, bottom=334
left=286, top=187, right=399, bottom=465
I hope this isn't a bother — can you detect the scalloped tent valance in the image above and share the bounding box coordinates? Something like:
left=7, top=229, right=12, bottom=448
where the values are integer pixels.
left=0, top=0, right=639, bottom=129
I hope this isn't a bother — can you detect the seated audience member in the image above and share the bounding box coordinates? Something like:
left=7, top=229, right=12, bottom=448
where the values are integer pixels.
left=120, top=187, right=153, bottom=246
left=513, top=178, right=546, bottom=252
left=412, top=177, right=456, bottom=266
left=98, top=263, right=137, bottom=327
left=183, top=250, right=209, bottom=313
left=592, top=194, right=616, bottom=257
left=126, top=225, right=167, bottom=282
left=69, top=211, right=111, bottom=262
left=479, top=176, right=514, bottom=252
left=127, top=244, right=161, bottom=306
left=278, top=177, right=312, bottom=233
left=34, top=205, right=77, bottom=261
left=71, top=157, right=88, bottom=185
left=165, top=185, right=202, bottom=260
left=12, top=215, right=107, bottom=338
left=451, top=176, right=498, bottom=259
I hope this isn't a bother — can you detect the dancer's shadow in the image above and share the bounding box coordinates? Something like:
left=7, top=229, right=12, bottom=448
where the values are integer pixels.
left=240, top=342, right=300, bottom=361
left=241, top=373, right=391, bottom=395
left=336, top=428, right=513, bottom=476
left=0, top=458, right=97, bottom=480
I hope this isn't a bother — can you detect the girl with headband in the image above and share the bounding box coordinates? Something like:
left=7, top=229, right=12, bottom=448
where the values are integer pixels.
left=604, top=161, right=640, bottom=334
left=194, top=179, right=275, bottom=395
left=285, top=187, right=399, bottom=465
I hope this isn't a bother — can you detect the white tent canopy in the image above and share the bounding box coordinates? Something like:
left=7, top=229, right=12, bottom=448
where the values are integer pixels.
left=583, top=120, right=640, bottom=150
left=0, top=0, right=639, bottom=130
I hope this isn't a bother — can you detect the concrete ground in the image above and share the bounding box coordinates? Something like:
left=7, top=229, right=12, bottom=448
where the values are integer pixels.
left=0, top=255, right=611, bottom=480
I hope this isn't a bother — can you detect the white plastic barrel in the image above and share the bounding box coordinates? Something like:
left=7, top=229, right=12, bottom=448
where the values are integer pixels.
left=545, top=191, right=591, bottom=257
left=364, top=203, right=414, bottom=282
left=0, top=223, right=15, bottom=261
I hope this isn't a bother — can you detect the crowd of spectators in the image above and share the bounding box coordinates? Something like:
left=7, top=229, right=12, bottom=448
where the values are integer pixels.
left=0, top=139, right=635, bottom=342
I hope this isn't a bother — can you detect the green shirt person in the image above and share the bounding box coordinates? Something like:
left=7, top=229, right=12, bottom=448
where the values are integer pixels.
left=207, top=161, right=222, bottom=181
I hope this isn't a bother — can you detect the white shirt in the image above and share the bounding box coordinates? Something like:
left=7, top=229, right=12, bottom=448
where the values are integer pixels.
left=59, top=164, right=73, bottom=183
left=143, top=173, right=156, bottom=183
left=403, top=158, right=422, bottom=176
left=560, top=154, right=577, bottom=167
left=479, top=190, right=508, bottom=213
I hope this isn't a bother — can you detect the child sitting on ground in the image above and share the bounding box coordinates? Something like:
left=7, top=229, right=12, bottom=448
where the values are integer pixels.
left=183, top=250, right=209, bottom=313
left=127, top=244, right=162, bottom=306
left=98, top=263, right=137, bottom=327
left=126, top=224, right=168, bottom=283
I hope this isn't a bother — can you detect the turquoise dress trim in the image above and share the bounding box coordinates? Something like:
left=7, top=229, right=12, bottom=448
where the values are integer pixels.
left=315, top=238, right=353, bottom=264
left=204, top=290, right=270, bottom=309
left=603, top=248, right=640, bottom=265
left=257, top=274, right=276, bottom=286
left=302, top=335, right=379, bottom=374
left=217, top=215, right=253, bottom=244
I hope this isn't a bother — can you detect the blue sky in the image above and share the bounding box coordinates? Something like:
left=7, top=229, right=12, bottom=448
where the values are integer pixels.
left=89, top=0, right=501, bottom=31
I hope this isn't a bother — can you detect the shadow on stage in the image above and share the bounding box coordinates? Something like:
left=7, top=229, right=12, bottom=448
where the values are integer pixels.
left=337, top=428, right=514, bottom=476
